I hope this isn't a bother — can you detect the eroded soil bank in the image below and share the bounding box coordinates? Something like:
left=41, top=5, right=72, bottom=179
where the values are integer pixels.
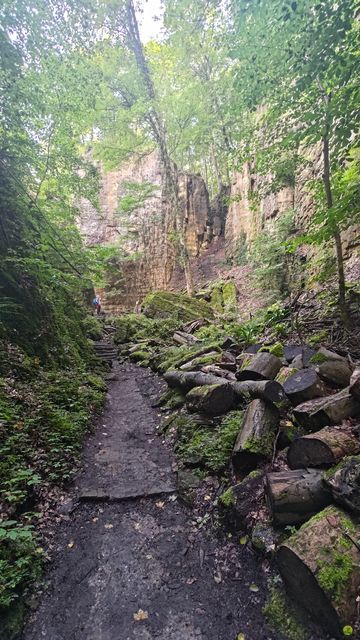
left=22, top=362, right=289, bottom=640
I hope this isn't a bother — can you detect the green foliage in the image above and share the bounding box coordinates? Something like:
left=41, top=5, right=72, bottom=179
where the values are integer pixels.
left=117, top=181, right=157, bottom=215
left=174, top=410, right=242, bottom=473
left=82, top=315, right=103, bottom=341
left=0, top=521, right=43, bottom=609
left=248, top=211, right=295, bottom=301
left=219, top=487, right=235, bottom=507
left=309, top=353, right=328, bottom=365
left=308, top=330, right=329, bottom=347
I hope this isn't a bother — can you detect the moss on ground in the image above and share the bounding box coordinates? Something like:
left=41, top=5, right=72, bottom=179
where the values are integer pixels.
left=219, top=487, right=235, bottom=507
left=174, top=410, right=243, bottom=473
left=264, top=586, right=310, bottom=640
left=309, top=352, right=328, bottom=365
left=308, top=330, right=329, bottom=347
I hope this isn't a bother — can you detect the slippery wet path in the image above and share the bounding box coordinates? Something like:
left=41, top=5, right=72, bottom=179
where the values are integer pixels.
left=23, top=362, right=283, bottom=640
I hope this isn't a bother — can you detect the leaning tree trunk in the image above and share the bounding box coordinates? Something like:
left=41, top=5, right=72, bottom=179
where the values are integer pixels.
left=322, top=132, right=347, bottom=321
left=277, top=505, right=360, bottom=637
left=264, top=469, right=331, bottom=526
left=287, top=426, right=360, bottom=469
left=124, top=0, right=194, bottom=295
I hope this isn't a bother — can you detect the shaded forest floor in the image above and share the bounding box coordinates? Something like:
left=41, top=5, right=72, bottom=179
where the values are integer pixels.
left=22, top=362, right=287, bottom=640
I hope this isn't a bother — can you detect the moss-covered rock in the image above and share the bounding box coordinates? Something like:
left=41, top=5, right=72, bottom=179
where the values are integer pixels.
left=222, top=281, right=238, bottom=309
left=210, top=285, right=223, bottom=313
left=142, top=291, right=214, bottom=322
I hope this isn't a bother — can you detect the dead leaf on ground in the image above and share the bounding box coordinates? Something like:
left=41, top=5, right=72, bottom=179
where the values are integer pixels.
left=134, top=522, right=141, bottom=530
left=104, top=523, right=113, bottom=529
left=67, top=541, right=75, bottom=549
left=155, top=501, right=165, bottom=509
left=133, top=609, right=149, bottom=622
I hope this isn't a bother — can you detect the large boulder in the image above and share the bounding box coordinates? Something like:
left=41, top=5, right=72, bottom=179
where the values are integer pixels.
left=142, top=291, right=214, bottom=322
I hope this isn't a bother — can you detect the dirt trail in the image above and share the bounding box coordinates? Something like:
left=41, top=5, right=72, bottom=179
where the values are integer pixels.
left=22, top=362, right=283, bottom=640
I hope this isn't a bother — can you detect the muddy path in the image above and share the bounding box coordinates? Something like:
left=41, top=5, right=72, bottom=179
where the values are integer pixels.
left=22, top=362, right=284, bottom=640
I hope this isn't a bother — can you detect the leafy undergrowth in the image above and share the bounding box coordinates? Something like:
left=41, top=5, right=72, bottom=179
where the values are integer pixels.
left=173, top=411, right=243, bottom=474
left=0, top=339, right=106, bottom=637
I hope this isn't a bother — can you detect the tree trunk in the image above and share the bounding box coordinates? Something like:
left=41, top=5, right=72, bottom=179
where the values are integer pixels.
left=287, top=426, right=360, bottom=469
left=324, top=455, right=360, bottom=515
left=264, top=469, right=331, bottom=526
left=185, top=382, right=236, bottom=416
left=314, top=347, right=353, bottom=388
left=322, top=134, right=347, bottom=320
left=124, top=0, right=194, bottom=295
left=283, top=369, right=327, bottom=405
left=164, top=370, right=229, bottom=393
left=232, top=399, right=279, bottom=472
left=293, top=387, right=360, bottom=431
left=350, top=368, right=360, bottom=401
left=232, top=380, right=285, bottom=404
left=236, top=352, right=282, bottom=382
left=277, top=505, right=360, bottom=637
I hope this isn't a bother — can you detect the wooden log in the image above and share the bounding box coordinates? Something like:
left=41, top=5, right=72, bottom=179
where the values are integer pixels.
left=173, top=331, right=199, bottom=345
left=236, top=352, right=282, bottom=382
left=232, top=380, right=285, bottom=404
left=180, top=351, right=220, bottom=371
left=350, top=368, right=360, bottom=401
left=324, top=455, right=360, bottom=515
left=277, top=506, right=360, bottom=636
left=284, top=344, right=315, bottom=365
left=164, top=370, right=228, bottom=393
left=283, top=369, right=327, bottom=405
left=201, top=365, right=236, bottom=381
left=232, top=399, right=279, bottom=472
left=288, top=426, right=360, bottom=469
left=293, top=387, right=360, bottom=431
left=185, top=383, right=236, bottom=416
left=264, top=469, right=331, bottom=526
left=314, top=347, right=353, bottom=388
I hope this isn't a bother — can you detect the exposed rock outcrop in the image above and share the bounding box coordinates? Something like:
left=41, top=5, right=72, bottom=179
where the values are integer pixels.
left=78, top=152, right=225, bottom=313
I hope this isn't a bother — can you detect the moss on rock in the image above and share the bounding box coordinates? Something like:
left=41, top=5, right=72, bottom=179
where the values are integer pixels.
left=142, top=291, right=214, bottom=322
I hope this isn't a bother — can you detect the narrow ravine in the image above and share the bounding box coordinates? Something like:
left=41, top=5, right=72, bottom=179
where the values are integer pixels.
left=22, top=362, right=283, bottom=640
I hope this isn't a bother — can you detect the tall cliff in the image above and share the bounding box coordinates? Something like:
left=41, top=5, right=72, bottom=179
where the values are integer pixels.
left=78, top=152, right=224, bottom=312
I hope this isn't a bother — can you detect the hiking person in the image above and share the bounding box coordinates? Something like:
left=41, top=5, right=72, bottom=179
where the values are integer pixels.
left=92, top=295, right=101, bottom=315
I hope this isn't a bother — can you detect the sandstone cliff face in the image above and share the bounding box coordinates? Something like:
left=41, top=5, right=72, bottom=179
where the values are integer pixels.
left=78, top=152, right=223, bottom=312
left=225, top=163, right=294, bottom=257
left=225, top=155, right=359, bottom=278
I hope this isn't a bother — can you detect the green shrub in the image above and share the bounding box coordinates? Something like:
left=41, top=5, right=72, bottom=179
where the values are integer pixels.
left=82, top=315, right=103, bottom=340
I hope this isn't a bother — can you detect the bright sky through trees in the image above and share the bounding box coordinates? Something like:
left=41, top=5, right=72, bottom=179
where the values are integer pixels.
left=137, top=0, right=164, bottom=42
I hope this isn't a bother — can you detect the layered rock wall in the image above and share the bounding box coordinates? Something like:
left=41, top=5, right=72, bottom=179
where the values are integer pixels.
left=78, top=152, right=223, bottom=312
